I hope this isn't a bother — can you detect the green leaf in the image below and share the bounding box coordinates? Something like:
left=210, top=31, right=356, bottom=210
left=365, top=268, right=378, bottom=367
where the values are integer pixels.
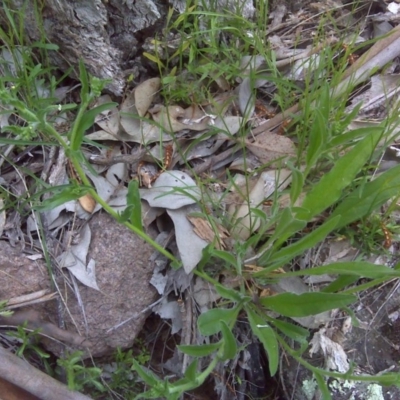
left=328, top=164, right=400, bottom=229
left=32, top=41, right=59, bottom=51
left=177, top=343, right=220, bottom=357
left=246, top=307, right=279, bottom=376
left=260, top=208, right=306, bottom=260
left=269, top=318, right=309, bottom=343
left=214, top=283, right=243, bottom=302
left=219, top=321, right=237, bottom=361
left=329, top=126, right=382, bottom=147
left=143, top=52, right=165, bottom=68
left=131, top=359, right=162, bottom=387
left=73, top=102, right=117, bottom=145
left=198, top=307, right=239, bottom=336
left=289, top=166, right=304, bottom=205
left=306, top=85, right=330, bottom=170
left=183, top=360, right=199, bottom=381
left=282, top=262, right=400, bottom=279
left=127, top=180, right=143, bottom=231
left=322, top=275, right=359, bottom=293
left=259, top=292, right=356, bottom=317
left=261, top=216, right=340, bottom=270
left=33, top=184, right=92, bottom=211
left=212, top=249, right=237, bottom=267
left=297, top=132, right=381, bottom=220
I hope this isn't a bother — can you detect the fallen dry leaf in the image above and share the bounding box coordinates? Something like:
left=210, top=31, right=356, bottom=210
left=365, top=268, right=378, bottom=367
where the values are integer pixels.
left=187, top=215, right=229, bottom=250
left=149, top=105, right=211, bottom=132
left=134, top=77, right=161, bottom=117
left=230, top=169, right=292, bottom=240
left=94, top=94, right=121, bottom=138
left=78, top=194, right=96, bottom=213
left=245, top=131, right=296, bottom=165
left=309, top=328, right=349, bottom=372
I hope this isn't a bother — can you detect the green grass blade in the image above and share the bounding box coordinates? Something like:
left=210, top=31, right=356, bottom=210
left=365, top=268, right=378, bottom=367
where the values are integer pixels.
left=259, top=216, right=340, bottom=269
left=328, top=164, right=400, bottom=229
left=296, top=132, right=382, bottom=221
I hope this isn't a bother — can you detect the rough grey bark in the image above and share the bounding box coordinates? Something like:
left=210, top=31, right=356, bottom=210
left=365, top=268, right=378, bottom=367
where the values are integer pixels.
left=0, top=0, right=169, bottom=95
left=0, top=0, right=255, bottom=95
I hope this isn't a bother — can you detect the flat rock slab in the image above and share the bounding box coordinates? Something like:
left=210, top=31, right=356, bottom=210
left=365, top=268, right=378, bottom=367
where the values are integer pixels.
left=0, top=212, right=158, bottom=357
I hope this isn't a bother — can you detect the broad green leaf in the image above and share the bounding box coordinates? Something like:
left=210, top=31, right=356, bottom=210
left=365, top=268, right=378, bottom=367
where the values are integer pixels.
left=289, top=166, right=304, bottom=205
left=214, top=283, right=243, bottom=302
left=322, top=275, right=359, bottom=293
left=261, top=216, right=340, bottom=270
left=219, top=321, right=237, bottom=361
left=212, top=249, right=237, bottom=267
left=184, top=360, right=199, bottom=381
left=283, top=262, right=400, bottom=279
left=250, top=207, right=268, bottom=221
left=260, top=292, right=356, bottom=317
left=127, top=180, right=143, bottom=231
left=246, top=307, right=279, bottom=376
left=198, top=307, right=239, bottom=336
left=329, top=126, right=382, bottom=147
left=131, top=359, right=162, bottom=387
left=328, top=164, right=400, bottom=229
left=177, top=343, right=220, bottom=357
left=296, top=132, right=381, bottom=220
left=269, top=317, right=309, bottom=343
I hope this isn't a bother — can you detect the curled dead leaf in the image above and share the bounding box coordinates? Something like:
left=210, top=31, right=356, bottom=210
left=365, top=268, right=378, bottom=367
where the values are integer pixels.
left=78, top=194, right=96, bottom=213
left=187, top=215, right=229, bottom=250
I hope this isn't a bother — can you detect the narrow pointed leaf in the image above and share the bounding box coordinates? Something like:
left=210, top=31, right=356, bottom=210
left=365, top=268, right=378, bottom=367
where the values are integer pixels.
left=214, top=283, right=243, bottom=302
left=219, top=321, right=237, bottom=361
left=184, top=359, right=199, bottom=381
left=264, top=216, right=340, bottom=269
left=269, top=318, right=309, bottom=343
left=178, top=343, right=220, bottom=357
left=246, top=307, right=279, bottom=376
left=328, top=164, right=400, bottom=229
left=283, top=262, right=400, bottom=279
left=260, top=292, right=356, bottom=317
left=297, top=132, right=381, bottom=220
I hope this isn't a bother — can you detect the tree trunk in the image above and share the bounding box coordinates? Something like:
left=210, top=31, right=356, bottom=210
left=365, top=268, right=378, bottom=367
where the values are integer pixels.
left=0, top=0, right=255, bottom=95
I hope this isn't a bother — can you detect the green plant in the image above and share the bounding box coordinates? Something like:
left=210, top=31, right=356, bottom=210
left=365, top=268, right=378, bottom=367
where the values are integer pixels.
left=8, top=323, right=51, bottom=367
left=56, top=351, right=105, bottom=392
left=92, top=346, right=151, bottom=400
left=0, top=300, right=13, bottom=317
